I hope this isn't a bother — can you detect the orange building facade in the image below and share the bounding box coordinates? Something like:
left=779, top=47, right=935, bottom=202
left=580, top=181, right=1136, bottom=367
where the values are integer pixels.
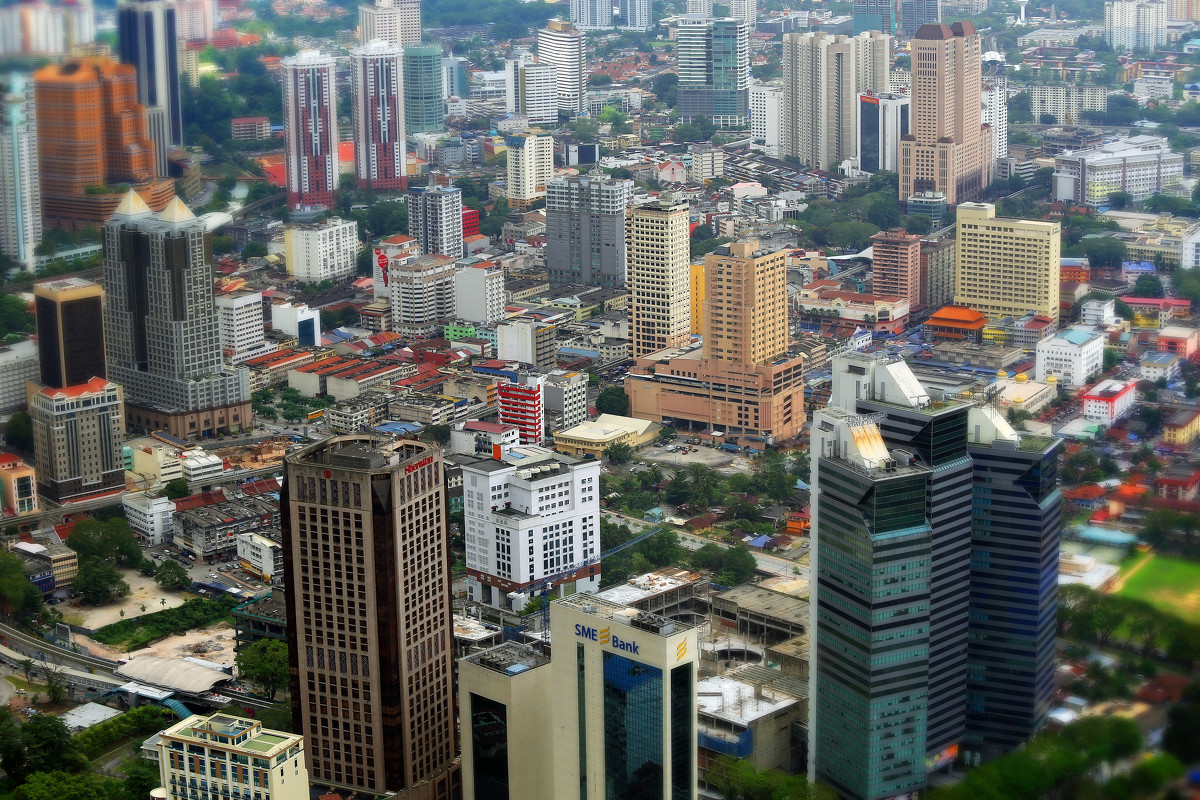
left=34, top=57, right=173, bottom=229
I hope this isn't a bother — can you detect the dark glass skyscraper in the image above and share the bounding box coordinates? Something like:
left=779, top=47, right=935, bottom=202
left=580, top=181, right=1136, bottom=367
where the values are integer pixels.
left=853, top=0, right=939, bottom=36
left=117, top=0, right=182, bottom=173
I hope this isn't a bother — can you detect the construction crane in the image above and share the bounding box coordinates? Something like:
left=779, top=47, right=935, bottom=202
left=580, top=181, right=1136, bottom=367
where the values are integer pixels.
left=507, top=526, right=662, bottom=648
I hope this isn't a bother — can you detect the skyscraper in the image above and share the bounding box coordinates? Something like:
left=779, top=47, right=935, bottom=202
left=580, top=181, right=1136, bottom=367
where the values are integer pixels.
left=0, top=0, right=96, bottom=56
left=781, top=31, right=890, bottom=170
left=898, top=22, right=992, bottom=206
left=729, top=0, right=757, bottom=28
left=0, top=76, right=41, bottom=272
left=853, top=0, right=897, bottom=34
left=571, top=0, right=613, bottom=29
left=618, top=0, right=654, bottom=29
left=628, top=195, right=691, bottom=358
left=30, top=378, right=124, bottom=503
left=34, top=56, right=173, bottom=228
left=537, top=20, right=585, bottom=114
left=34, top=277, right=105, bottom=389
left=281, top=436, right=459, bottom=798
left=505, top=129, right=555, bottom=210
left=545, top=173, right=634, bottom=288
left=953, top=202, right=1061, bottom=325
left=1104, top=0, right=1167, bottom=50
left=359, top=0, right=422, bottom=46
left=677, top=16, right=750, bottom=126
left=980, top=76, right=1008, bottom=161
left=403, top=44, right=446, bottom=134
left=282, top=50, right=338, bottom=210
left=869, top=228, right=922, bottom=309
left=350, top=39, right=406, bottom=192
left=409, top=184, right=464, bottom=260
left=102, top=190, right=250, bottom=438
left=117, top=0, right=183, bottom=174
left=856, top=91, right=909, bottom=173
left=505, top=56, right=559, bottom=126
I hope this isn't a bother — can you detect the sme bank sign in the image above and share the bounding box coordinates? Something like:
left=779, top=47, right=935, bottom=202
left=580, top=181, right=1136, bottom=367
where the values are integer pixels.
left=575, top=623, right=640, bottom=655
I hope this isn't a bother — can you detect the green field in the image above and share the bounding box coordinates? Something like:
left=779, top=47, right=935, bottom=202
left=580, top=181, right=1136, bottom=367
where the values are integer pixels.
left=1115, top=555, right=1200, bottom=624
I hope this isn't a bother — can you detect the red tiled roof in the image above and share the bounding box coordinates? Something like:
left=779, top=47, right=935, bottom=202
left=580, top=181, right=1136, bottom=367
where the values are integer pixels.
left=39, top=377, right=112, bottom=398
left=928, top=305, right=987, bottom=323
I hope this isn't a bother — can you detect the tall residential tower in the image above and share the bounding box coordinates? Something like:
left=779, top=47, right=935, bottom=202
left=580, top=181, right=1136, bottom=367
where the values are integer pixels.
left=628, top=195, right=691, bottom=358
left=282, top=51, right=338, bottom=209
left=0, top=76, right=40, bottom=271
left=117, top=0, right=183, bottom=174
left=359, top=0, right=422, bottom=45
left=537, top=20, right=586, bottom=114
left=677, top=15, right=750, bottom=126
left=350, top=40, right=406, bottom=192
left=545, top=173, right=633, bottom=288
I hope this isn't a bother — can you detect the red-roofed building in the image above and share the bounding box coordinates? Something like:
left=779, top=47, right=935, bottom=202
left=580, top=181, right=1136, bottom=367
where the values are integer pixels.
left=793, top=282, right=910, bottom=333
left=1063, top=484, right=1108, bottom=509
left=462, top=207, right=480, bottom=237
left=924, top=305, right=989, bottom=343
left=1155, top=465, right=1200, bottom=501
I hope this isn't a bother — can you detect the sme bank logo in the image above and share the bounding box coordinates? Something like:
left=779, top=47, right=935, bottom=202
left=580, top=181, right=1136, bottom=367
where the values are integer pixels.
left=676, top=640, right=687, bottom=661
left=575, top=623, right=639, bottom=654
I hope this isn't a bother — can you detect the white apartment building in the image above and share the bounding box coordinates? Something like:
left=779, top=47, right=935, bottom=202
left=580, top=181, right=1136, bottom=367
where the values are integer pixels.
left=1081, top=298, right=1117, bottom=326
left=619, top=0, right=653, bottom=31
left=506, top=130, right=555, bottom=207
left=181, top=449, right=225, bottom=485
left=122, top=491, right=176, bottom=546
left=283, top=217, right=359, bottom=283
left=215, top=290, right=274, bottom=364
left=690, top=142, right=725, bottom=182
left=505, top=57, right=558, bottom=126
left=536, top=20, right=586, bottom=113
left=1035, top=326, right=1106, bottom=387
left=980, top=77, right=1008, bottom=161
left=729, top=0, right=757, bottom=28
left=236, top=531, right=284, bottom=583
left=461, top=446, right=602, bottom=610
left=1028, top=84, right=1109, bottom=125
left=1082, top=379, right=1137, bottom=426
left=358, top=0, right=421, bottom=46
left=1105, top=0, right=1167, bottom=51
left=1052, top=136, right=1183, bottom=207
left=571, top=0, right=612, bottom=29
left=749, top=83, right=782, bottom=156
left=388, top=254, right=457, bottom=338
left=0, top=339, right=38, bottom=413
left=270, top=302, right=320, bottom=346
left=0, top=76, right=41, bottom=271
left=453, top=260, right=506, bottom=324
left=1140, top=351, right=1182, bottom=383
left=544, top=369, right=588, bottom=430
left=408, top=184, right=464, bottom=260
left=157, top=714, right=309, bottom=800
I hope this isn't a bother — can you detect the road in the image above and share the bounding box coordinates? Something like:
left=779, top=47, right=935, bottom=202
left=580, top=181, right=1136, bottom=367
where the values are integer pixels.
left=601, top=510, right=806, bottom=579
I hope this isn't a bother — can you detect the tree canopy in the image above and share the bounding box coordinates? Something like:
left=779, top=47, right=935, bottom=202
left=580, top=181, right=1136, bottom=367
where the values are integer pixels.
left=235, top=638, right=289, bottom=700
left=596, top=386, right=629, bottom=416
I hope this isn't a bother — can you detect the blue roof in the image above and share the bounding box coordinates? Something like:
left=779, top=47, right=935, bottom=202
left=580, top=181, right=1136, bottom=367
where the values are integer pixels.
left=1077, top=526, right=1137, bottom=546
left=747, top=535, right=771, bottom=548
left=1057, top=328, right=1099, bottom=346
left=371, top=421, right=422, bottom=434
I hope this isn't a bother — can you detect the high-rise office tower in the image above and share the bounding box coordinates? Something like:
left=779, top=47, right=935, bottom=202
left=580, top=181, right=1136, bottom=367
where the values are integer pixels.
left=571, top=0, right=613, bottom=29
left=729, top=0, right=757, bottom=28
left=173, top=0, right=215, bottom=43
left=901, top=0, right=941, bottom=35
left=34, top=56, right=173, bottom=228
left=964, top=415, right=1062, bottom=761
left=749, top=83, right=782, bottom=156
left=34, top=277, right=105, bottom=388
left=545, top=173, right=634, bottom=288
left=549, top=595, right=699, bottom=800
left=855, top=0, right=939, bottom=34
left=505, top=57, right=559, bottom=126
left=117, top=0, right=183, bottom=174
left=0, top=76, right=41, bottom=272
left=537, top=20, right=585, bottom=114
left=0, top=0, right=96, bottom=56
left=617, top=0, right=653, bottom=30
left=282, top=50, right=338, bottom=210
left=281, top=436, right=459, bottom=799
left=980, top=76, right=1008, bottom=161
left=781, top=31, right=890, bottom=171
left=1105, top=0, right=1167, bottom=50
left=811, top=354, right=975, bottom=800
left=359, top=0, right=422, bottom=46
left=953, top=202, right=1061, bottom=325
left=442, top=53, right=469, bottom=99
left=350, top=40, right=406, bottom=192
left=30, top=378, right=124, bottom=503
left=102, top=190, right=250, bottom=438
left=857, top=91, right=909, bottom=173
left=628, top=195, right=691, bottom=358
left=409, top=184, right=464, bottom=260
left=505, top=129, right=555, bottom=210
left=676, top=16, right=749, bottom=126
left=869, top=228, right=922, bottom=309
left=898, top=22, right=991, bottom=206
left=403, top=44, right=446, bottom=134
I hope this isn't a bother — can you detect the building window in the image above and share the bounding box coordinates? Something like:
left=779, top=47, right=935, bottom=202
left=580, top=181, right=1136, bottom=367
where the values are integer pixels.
left=603, top=651, right=663, bottom=800
left=470, top=693, right=509, bottom=799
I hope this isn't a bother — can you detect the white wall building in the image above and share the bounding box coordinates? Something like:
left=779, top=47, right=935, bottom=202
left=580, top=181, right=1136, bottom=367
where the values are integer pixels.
left=181, top=449, right=225, bottom=485
left=749, top=83, right=782, bottom=156
left=462, top=446, right=602, bottom=610
left=408, top=184, right=464, bottom=260
left=544, top=369, right=589, bottom=430
left=270, top=302, right=321, bottom=346
left=0, top=338, right=38, bottom=413
left=0, top=76, right=41, bottom=271
left=1139, top=351, right=1182, bottom=384
left=283, top=217, right=359, bottom=283
left=454, top=260, right=506, bottom=324
left=358, top=0, right=421, bottom=46
left=1082, top=379, right=1136, bottom=426
left=237, top=531, right=284, bottom=583
left=1052, top=136, right=1183, bottom=207
left=215, top=290, right=274, bottom=364
left=980, top=76, right=1008, bottom=161
left=122, top=492, right=176, bottom=546
left=729, top=0, right=757, bottom=28
left=388, top=255, right=457, bottom=338
left=449, top=420, right=521, bottom=456
left=505, top=57, right=559, bottom=126
left=1028, top=84, right=1109, bottom=126
left=571, top=0, right=613, bottom=29
left=1105, top=0, right=1167, bottom=51
left=1035, top=326, right=1106, bottom=387
left=506, top=130, right=556, bottom=207
left=537, top=20, right=586, bottom=113
left=619, top=0, right=653, bottom=31
left=1081, top=298, right=1117, bottom=327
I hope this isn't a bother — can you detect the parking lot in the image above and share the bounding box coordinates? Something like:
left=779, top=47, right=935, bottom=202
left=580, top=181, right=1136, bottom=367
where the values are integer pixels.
left=144, top=544, right=270, bottom=596
left=639, top=442, right=757, bottom=474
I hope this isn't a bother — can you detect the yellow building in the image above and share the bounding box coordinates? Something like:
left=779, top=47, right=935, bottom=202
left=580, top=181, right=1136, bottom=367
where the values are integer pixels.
left=690, top=261, right=705, bottom=334
left=954, top=202, right=1061, bottom=325
left=1163, top=408, right=1200, bottom=447
left=0, top=454, right=37, bottom=517
left=552, top=413, right=661, bottom=458
left=628, top=195, right=692, bottom=358
left=157, top=714, right=309, bottom=800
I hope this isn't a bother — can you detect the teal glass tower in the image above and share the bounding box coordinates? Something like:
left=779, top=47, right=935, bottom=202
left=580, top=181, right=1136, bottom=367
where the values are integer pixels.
left=403, top=43, right=445, bottom=134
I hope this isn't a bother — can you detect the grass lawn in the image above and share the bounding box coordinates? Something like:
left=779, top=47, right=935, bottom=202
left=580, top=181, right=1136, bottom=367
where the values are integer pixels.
left=4, top=676, right=45, bottom=693
left=1115, top=555, right=1200, bottom=624
left=1117, top=550, right=1151, bottom=577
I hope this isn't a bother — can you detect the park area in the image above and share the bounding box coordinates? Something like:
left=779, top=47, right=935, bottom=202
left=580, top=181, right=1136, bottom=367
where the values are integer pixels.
left=1114, top=554, right=1200, bottom=625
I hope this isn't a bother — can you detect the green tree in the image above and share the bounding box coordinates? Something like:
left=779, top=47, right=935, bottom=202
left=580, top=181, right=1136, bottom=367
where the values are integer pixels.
left=1108, top=191, right=1133, bottom=210
left=3, top=411, right=33, bottom=451
left=1081, top=237, right=1127, bottom=271
left=427, top=424, right=452, bottom=445
left=716, top=546, right=758, bottom=586
left=603, top=442, right=634, bottom=463
left=1132, top=274, right=1164, bottom=298
left=235, top=639, right=289, bottom=699
left=1128, top=752, right=1183, bottom=796
left=0, top=551, right=41, bottom=616
left=154, top=559, right=191, bottom=591
left=65, top=519, right=142, bottom=567
left=903, top=214, right=932, bottom=235
left=20, top=714, right=82, bottom=776
left=1164, top=680, right=1200, bottom=762
left=13, top=771, right=117, bottom=800
left=242, top=241, right=268, bottom=259
left=1103, top=348, right=1120, bottom=372
left=866, top=198, right=903, bottom=230
left=691, top=223, right=715, bottom=240
left=0, top=294, right=34, bottom=338
left=689, top=542, right=726, bottom=570
left=74, top=560, right=131, bottom=605
left=596, top=386, right=629, bottom=416
left=162, top=478, right=191, bottom=500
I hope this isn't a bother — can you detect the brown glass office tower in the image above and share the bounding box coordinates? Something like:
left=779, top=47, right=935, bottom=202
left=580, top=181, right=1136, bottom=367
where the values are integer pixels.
left=281, top=436, right=460, bottom=799
left=34, top=277, right=106, bottom=389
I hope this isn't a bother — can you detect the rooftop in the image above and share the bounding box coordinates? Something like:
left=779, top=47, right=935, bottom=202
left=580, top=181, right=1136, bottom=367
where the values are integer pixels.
left=595, top=567, right=705, bottom=607
left=713, top=584, right=810, bottom=621
left=463, top=642, right=550, bottom=675
left=555, top=594, right=694, bottom=636
left=696, top=674, right=798, bottom=727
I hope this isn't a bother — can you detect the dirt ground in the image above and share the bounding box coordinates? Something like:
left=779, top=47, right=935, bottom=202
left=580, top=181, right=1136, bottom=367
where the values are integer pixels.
left=60, top=570, right=188, bottom=630
left=74, top=622, right=237, bottom=667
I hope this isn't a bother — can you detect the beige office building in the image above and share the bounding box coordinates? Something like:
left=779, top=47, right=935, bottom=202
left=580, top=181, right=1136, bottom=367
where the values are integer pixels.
left=282, top=436, right=459, bottom=799
left=157, top=714, right=309, bottom=800
left=506, top=129, right=555, bottom=209
left=30, top=377, right=124, bottom=503
left=870, top=228, right=922, bottom=309
left=628, top=195, right=692, bottom=358
left=781, top=30, right=890, bottom=171
left=954, top=202, right=1061, bottom=325
left=359, top=0, right=421, bottom=46
left=898, top=22, right=992, bottom=206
